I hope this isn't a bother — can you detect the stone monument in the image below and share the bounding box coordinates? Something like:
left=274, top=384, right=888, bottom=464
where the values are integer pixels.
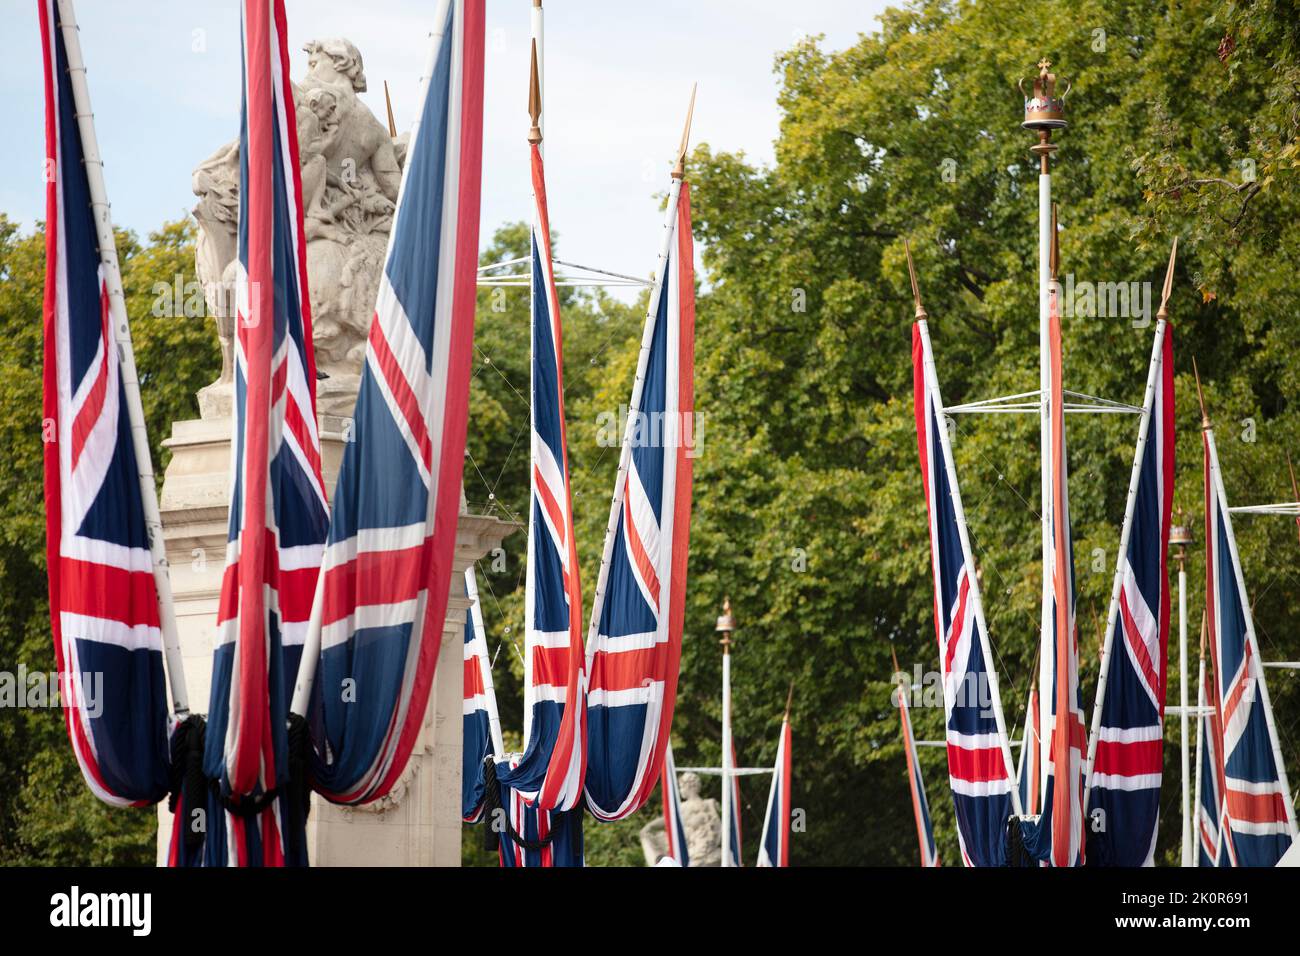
left=155, top=38, right=513, bottom=866
left=638, top=771, right=722, bottom=867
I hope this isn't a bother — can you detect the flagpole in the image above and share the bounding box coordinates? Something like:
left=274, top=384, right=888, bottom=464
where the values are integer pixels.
left=583, top=88, right=694, bottom=673
left=907, top=243, right=1024, bottom=818
left=1082, top=241, right=1176, bottom=810
left=1201, top=382, right=1300, bottom=841
left=531, top=0, right=544, bottom=146
left=717, top=598, right=736, bottom=866
left=1021, top=60, right=1067, bottom=803
left=55, top=0, right=189, bottom=716
left=1174, top=516, right=1193, bottom=866
left=290, top=0, right=455, bottom=718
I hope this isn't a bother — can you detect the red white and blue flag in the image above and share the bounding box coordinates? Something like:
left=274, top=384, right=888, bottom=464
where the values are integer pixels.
left=493, top=142, right=586, bottom=817
left=894, top=659, right=939, bottom=867
left=912, top=318, right=1019, bottom=867
left=1194, top=651, right=1227, bottom=866
left=661, top=744, right=690, bottom=866
left=463, top=567, right=502, bottom=822
left=1084, top=322, right=1174, bottom=866
left=40, top=0, right=171, bottom=809
left=305, top=0, right=484, bottom=808
left=201, top=0, right=330, bottom=866
left=584, top=177, right=696, bottom=822
left=757, top=712, right=793, bottom=867
left=1203, top=422, right=1299, bottom=865
left=1035, top=287, right=1086, bottom=867
left=1016, top=684, right=1040, bottom=817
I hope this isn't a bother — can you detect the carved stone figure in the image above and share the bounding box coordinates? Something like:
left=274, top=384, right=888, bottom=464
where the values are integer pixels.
left=638, top=771, right=723, bottom=867
left=191, top=38, right=403, bottom=417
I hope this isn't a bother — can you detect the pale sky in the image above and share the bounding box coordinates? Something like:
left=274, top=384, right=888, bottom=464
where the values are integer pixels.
left=4, top=0, right=889, bottom=297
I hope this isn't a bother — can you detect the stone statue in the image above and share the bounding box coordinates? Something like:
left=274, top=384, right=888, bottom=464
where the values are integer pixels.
left=638, top=771, right=722, bottom=867
left=191, top=38, right=404, bottom=418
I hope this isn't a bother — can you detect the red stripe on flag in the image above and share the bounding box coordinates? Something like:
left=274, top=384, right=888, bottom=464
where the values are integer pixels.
left=946, top=743, right=1012, bottom=783
left=58, top=558, right=162, bottom=627
left=1226, top=787, right=1290, bottom=826
left=1092, top=736, right=1163, bottom=777
left=70, top=286, right=112, bottom=470
left=623, top=488, right=660, bottom=606
left=589, top=647, right=662, bottom=693
left=370, top=317, right=433, bottom=470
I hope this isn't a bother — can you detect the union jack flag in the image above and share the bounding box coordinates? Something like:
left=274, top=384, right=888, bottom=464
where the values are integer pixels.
left=894, top=656, right=939, bottom=867
left=1203, top=420, right=1299, bottom=865
left=495, top=769, right=585, bottom=868
left=463, top=567, right=502, bottom=822
left=1084, top=321, right=1173, bottom=866
left=1016, top=684, right=1040, bottom=817
left=661, top=744, right=690, bottom=865
left=40, top=0, right=171, bottom=809
left=757, top=712, right=793, bottom=867
left=493, top=141, right=586, bottom=817
left=912, top=317, right=1020, bottom=867
left=305, top=0, right=484, bottom=808
left=584, top=177, right=696, bottom=822
left=1036, top=286, right=1086, bottom=867
left=201, top=0, right=329, bottom=866
left=1193, top=648, right=1226, bottom=866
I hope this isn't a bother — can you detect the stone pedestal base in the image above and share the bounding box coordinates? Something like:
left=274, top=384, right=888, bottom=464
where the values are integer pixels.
left=153, top=415, right=514, bottom=866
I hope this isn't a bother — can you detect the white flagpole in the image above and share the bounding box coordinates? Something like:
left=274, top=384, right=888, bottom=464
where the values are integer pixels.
left=465, top=567, right=506, bottom=759
left=721, top=641, right=733, bottom=867
left=1082, top=242, right=1176, bottom=807
left=56, top=0, right=189, bottom=715
left=1179, top=556, right=1191, bottom=865
left=1204, top=420, right=1300, bottom=841
left=290, top=0, right=455, bottom=718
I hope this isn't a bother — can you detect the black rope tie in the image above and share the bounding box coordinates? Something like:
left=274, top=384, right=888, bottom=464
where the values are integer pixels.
left=481, top=757, right=562, bottom=853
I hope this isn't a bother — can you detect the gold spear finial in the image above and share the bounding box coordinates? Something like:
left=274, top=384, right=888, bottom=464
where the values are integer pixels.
left=1198, top=611, right=1208, bottom=660
left=1193, top=356, right=1210, bottom=431
left=527, top=38, right=543, bottom=145
left=784, top=681, right=795, bottom=720
left=671, top=83, right=697, bottom=180
left=383, top=80, right=397, bottom=139
left=904, top=238, right=928, bottom=322
left=1156, top=237, right=1179, bottom=321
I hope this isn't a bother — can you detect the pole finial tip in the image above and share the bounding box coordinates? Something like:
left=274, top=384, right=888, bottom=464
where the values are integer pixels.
left=671, top=83, right=697, bottom=180
left=527, top=38, right=542, bottom=145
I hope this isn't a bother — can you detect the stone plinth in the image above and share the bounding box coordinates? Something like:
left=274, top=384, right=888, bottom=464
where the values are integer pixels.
left=154, top=415, right=515, bottom=866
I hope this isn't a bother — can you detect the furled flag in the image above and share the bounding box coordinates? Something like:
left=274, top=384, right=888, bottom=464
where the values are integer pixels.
left=758, top=706, right=793, bottom=867
left=492, top=63, right=586, bottom=823
left=1084, top=307, right=1174, bottom=867
left=893, top=655, right=939, bottom=867
left=198, top=0, right=331, bottom=867
left=40, top=0, right=172, bottom=809
left=1193, top=636, right=1226, bottom=867
left=1034, top=284, right=1086, bottom=867
left=463, top=567, right=503, bottom=822
left=584, top=144, right=696, bottom=823
left=301, top=0, right=485, bottom=809
left=723, top=737, right=743, bottom=866
left=910, top=244, right=1021, bottom=867
left=495, top=767, right=584, bottom=868
left=661, top=744, right=690, bottom=866
left=1202, top=392, right=1299, bottom=865
left=1016, top=683, right=1040, bottom=817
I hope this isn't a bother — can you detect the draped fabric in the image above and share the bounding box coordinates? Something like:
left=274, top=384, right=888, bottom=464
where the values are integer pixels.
left=895, top=672, right=938, bottom=867
left=493, top=144, right=587, bottom=818
left=723, top=738, right=743, bottom=867
left=584, top=180, right=696, bottom=822
left=198, top=0, right=329, bottom=867
left=1204, top=422, right=1299, bottom=865
left=1085, top=322, right=1174, bottom=867
left=304, top=0, right=484, bottom=808
left=1033, top=286, right=1086, bottom=867
left=463, top=567, right=501, bottom=822
left=757, top=716, right=792, bottom=867
left=660, top=745, right=690, bottom=866
left=1015, top=685, right=1040, bottom=817
left=912, top=319, right=1018, bottom=866
left=1194, top=656, right=1225, bottom=866
left=39, top=0, right=171, bottom=808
